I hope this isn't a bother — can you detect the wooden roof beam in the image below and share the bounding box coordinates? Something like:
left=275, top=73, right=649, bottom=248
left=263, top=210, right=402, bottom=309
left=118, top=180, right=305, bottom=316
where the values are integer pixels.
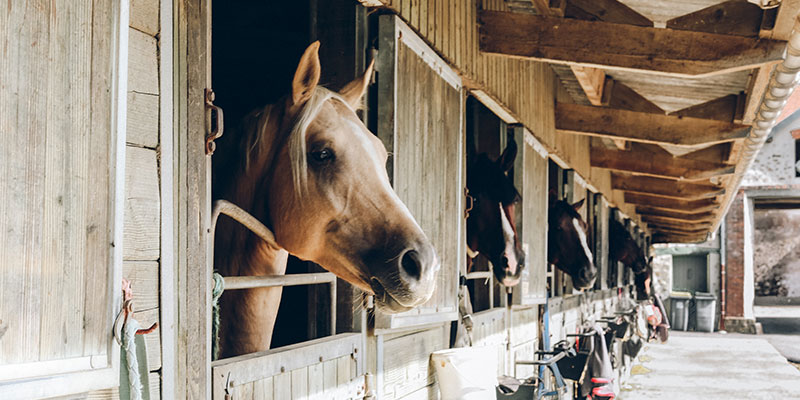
left=653, top=233, right=708, bottom=243
left=666, top=0, right=766, bottom=37
left=612, top=172, right=725, bottom=199
left=643, top=214, right=714, bottom=227
left=592, top=145, right=736, bottom=180
left=640, top=211, right=716, bottom=224
left=624, top=192, right=720, bottom=212
left=669, top=94, right=746, bottom=123
left=478, top=10, right=786, bottom=77
left=645, top=220, right=712, bottom=232
left=564, top=0, right=652, bottom=27
left=636, top=206, right=717, bottom=221
left=558, top=102, right=749, bottom=147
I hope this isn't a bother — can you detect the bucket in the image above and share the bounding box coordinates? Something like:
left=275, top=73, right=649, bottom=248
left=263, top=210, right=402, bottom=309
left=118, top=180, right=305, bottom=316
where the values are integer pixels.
left=431, top=346, right=498, bottom=400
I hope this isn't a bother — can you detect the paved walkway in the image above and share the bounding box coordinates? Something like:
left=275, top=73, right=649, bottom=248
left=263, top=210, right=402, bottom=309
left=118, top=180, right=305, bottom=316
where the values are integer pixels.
left=620, top=331, right=800, bottom=400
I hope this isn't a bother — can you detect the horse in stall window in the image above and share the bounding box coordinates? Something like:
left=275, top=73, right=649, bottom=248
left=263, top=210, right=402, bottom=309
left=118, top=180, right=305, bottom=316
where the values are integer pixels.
left=609, top=219, right=652, bottom=300
left=465, top=138, right=526, bottom=287
left=548, top=197, right=598, bottom=290
left=212, top=42, right=439, bottom=358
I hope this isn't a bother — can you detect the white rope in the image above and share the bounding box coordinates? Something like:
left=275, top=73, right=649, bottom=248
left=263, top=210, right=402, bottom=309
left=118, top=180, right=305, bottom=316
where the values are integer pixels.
left=122, top=318, right=143, bottom=400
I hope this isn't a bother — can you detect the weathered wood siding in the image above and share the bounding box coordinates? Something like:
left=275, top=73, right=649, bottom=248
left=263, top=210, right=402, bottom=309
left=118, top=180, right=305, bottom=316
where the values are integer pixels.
left=518, top=131, right=549, bottom=304
left=472, top=309, right=508, bottom=376
left=120, top=0, right=163, bottom=396
left=219, top=334, right=363, bottom=400
left=365, top=0, right=642, bottom=224
left=380, top=325, right=448, bottom=399
left=375, top=15, right=462, bottom=329
left=0, top=0, right=115, bottom=369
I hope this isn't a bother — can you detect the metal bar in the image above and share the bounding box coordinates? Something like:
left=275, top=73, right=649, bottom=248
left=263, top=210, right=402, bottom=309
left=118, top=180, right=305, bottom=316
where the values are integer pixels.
left=465, top=271, right=493, bottom=308
left=210, top=199, right=277, bottom=248
left=464, top=271, right=492, bottom=280
left=221, top=272, right=336, bottom=290
left=330, top=278, right=337, bottom=336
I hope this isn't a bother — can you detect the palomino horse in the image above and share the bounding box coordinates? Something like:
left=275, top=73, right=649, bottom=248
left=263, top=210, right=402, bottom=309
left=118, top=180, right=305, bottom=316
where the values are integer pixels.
left=548, top=198, right=597, bottom=290
left=213, top=42, right=439, bottom=357
left=465, top=139, right=526, bottom=286
left=609, top=219, right=652, bottom=300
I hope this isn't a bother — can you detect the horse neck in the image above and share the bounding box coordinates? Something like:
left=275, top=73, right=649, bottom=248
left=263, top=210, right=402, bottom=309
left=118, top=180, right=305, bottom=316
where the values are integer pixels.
left=217, top=104, right=290, bottom=277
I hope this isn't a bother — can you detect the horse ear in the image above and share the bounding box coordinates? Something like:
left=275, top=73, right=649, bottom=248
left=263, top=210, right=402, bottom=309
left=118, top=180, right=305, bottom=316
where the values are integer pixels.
left=340, top=58, right=375, bottom=108
left=571, top=198, right=585, bottom=211
left=497, top=139, right=517, bottom=172
left=292, top=41, right=322, bottom=106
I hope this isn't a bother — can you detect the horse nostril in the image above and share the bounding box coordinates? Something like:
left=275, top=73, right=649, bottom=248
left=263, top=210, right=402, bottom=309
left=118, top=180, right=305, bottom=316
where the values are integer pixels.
left=501, top=256, right=509, bottom=267
left=400, top=250, right=423, bottom=280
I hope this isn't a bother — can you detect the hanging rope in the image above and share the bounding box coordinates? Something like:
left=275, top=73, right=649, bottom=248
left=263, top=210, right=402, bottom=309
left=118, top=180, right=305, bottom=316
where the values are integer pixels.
left=122, top=317, right=144, bottom=400
left=212, top=272, right=226, bottom=360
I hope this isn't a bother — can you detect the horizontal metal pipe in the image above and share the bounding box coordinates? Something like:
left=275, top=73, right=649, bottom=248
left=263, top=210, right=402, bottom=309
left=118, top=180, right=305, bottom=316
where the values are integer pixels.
left=465, top=271, right=493, bottom=280
left=222, top=272, right=336, bottom=290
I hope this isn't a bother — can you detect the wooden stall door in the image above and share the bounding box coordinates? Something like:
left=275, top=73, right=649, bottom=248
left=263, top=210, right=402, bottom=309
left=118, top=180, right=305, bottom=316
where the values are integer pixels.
left=512, top=126, right=548, bottom=305
left=374, top=15, right=463, bottom=329
left=0, top=0, right=128, bottom=397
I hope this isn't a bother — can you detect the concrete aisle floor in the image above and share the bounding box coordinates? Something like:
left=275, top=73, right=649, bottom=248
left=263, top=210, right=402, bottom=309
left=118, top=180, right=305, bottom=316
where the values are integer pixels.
left=620, top=331, right=800, bottom=400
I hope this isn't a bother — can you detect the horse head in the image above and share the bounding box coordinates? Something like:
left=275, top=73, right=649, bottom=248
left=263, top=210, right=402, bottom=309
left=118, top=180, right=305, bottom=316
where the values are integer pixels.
left=232, top=42, right=439, bottom=313
left=609, top=219, right=647, bottom=274
left=634, top=257, right=654, bottom=300
left=466, top=140, right=525, bottom=286
left=548, top=198, right=597, bottom=290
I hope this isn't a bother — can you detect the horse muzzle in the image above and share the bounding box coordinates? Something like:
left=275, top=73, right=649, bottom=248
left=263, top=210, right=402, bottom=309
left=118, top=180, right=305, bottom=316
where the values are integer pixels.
left=370, top=243, right=439, bottom=313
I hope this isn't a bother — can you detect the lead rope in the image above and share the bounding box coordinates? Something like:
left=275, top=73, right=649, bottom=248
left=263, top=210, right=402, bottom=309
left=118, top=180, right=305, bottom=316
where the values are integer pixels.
left=122, top=318, right=143, bottom=400
left=212, top=272, right=225, bottom=360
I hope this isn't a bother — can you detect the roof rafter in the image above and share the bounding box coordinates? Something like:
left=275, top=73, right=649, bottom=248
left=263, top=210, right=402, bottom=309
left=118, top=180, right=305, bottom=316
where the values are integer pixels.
left=557, top=102, right=749, bottom=147
left=478, top=10, right=786, bottom=77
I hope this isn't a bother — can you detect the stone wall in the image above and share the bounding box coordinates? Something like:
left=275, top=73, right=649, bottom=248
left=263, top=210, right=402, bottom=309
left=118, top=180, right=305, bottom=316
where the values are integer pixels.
left=754, top=208, right=800, bottom=297
left=743, top=116, right=800, bottom=187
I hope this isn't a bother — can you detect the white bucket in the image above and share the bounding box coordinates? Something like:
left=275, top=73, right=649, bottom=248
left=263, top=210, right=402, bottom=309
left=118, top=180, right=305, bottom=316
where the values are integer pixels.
left=431, top=346, right=498, bottom=400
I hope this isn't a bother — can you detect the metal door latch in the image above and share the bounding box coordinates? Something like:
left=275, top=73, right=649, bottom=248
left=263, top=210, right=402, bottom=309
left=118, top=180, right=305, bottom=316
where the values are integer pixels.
left=205, top=88, right=224, bottom=155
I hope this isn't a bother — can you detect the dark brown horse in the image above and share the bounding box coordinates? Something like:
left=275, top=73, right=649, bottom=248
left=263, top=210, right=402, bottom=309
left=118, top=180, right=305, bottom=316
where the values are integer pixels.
left=212, top=42, right=439, bottom=357
left=548, top=198, right=597, bottom=290
left=465, top=139, right=525, bottom=286
left=609, top=219, right=651, bottom=300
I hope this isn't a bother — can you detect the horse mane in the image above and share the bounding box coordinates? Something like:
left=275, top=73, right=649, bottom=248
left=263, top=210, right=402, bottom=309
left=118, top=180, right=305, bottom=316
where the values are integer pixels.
left=233, top=86, right=354, bottom=197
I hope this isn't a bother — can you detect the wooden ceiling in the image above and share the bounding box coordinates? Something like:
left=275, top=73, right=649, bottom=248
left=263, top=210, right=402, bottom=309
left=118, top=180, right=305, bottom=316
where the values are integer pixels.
left=484, top=0, right=798, bottom=242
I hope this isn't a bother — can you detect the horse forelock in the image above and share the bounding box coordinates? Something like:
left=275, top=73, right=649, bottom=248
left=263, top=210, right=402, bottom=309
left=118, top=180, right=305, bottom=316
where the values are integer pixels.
left=241, top=87, right=355, bottom=197
left=287, top=87, right=355, bottom=196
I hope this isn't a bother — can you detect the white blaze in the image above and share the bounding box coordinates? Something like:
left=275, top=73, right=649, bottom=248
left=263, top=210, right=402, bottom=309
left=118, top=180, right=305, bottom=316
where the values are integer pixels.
left=573, top=218, right=593, bottom=263
left=499, top=204, right=518, bottom=273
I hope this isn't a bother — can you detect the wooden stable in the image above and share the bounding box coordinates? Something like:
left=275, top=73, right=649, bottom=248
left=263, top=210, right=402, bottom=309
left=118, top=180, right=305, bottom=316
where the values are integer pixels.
left=1, top=0, right=798, bottom=399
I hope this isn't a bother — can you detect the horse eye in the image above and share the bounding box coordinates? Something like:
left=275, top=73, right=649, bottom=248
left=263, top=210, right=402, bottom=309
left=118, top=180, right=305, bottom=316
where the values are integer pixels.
left=310, top=148, right=335, bottom=163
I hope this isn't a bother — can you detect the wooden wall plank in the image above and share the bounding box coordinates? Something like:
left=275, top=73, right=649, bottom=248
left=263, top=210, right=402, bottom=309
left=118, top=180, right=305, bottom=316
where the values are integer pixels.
left=127, top=92, right=160, bottom=148
left=128, top=28, right=159, bottom=95
left=38, top=0, right=91, bottom=362
left=274, top=371, right=291, bottom=400
left=322, top=359, right=337, bottom=393
left=130, top=0, right=160, bottom=36
left=291, top=366, right=309, bottom=398
left=123, top=146, right=161, bottom=261
left=308, top=363, right=324, bottom=396
left=124, top=261, right=160, bottom=311
left=253, top=377, right=274, bottom=400
left=0, top=0, right=115, bottom=367
left=149, top=371, right=161, bottom=400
